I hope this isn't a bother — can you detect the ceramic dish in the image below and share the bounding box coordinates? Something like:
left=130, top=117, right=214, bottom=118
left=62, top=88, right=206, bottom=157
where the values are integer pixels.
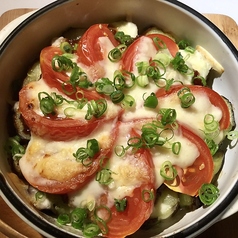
left=0, top=0, right=238, bottom=237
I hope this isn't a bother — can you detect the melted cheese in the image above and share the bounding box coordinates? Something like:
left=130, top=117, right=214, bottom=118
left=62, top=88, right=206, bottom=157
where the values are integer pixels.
left=19, top=23, right=226, bottom=215
left=19, top=119, right=116, bottom=186
left=26, top=79, right=121, bottom=120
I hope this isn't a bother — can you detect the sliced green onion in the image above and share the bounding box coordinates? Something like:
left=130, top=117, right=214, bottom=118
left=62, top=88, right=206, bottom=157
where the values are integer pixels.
left=121, top=95, right=135, bottom=109
left=108, top=47, right=122, bottom=62
left=85, top=99, right=107, bottom=120
left=178, top=39, right=191, bottom=50
left=96, top=168, right=113, bottom=185
left=57, top=213, right=70, bottom=225
left=170, top=52, right=189, bottom=74
left=114, top=31, right=134, bottom=46
left=60, top=42, right=73, bottom=53
left=159, top=108, right=177, bottom=125
left=127, top=136, right=143, bottom=148
left=154, top=52, right=171, bottom=67
left=113, top=70, right=126, bottom=90
left=110, top=90, right=125, bottom=104
left=198, top=183, right=220, bottom=206
left=114, top=198, right=127, bottom=212
left=95, top=77, right=114, bottom=95
left=142, top=189, right=154, bottom=202
left=70, top=208, right=87, bottom=229
left=185, top=46, right=195, bottom=53
left=160, top=161, right=177, bottom=180
left=83, top=223, right=101, bottom=237
left=177, top=87, right=195, bottom=108
left=227, top=130, right=238, bottom=140
left=153, top=37, right=167, bottom=50
left=52, top=55, right=73, bottom=72
left=143, top=92, right=158, bottom=109
left=205, top=138, right=218, bottom=156
left=114, top=145, right=126, bottom=157
left=5, top=136, right=25, bottom=160
left=35, top=191, right=46, bottom=201
left=86, top=139, right=100, bottom=158
left=172, top=142, right=181, bottom=155
left=73, top=139, right=100, bottom=166
left=136, top=75, right=149, bottom=87
left=204, top=114, right=219, bottom=132
left=38, top=92, right=56, bottom=115
left=136, top=61, right=150, bottom=75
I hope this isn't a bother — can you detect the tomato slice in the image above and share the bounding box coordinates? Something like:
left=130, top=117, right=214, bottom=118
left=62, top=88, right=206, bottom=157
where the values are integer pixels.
left=19, top=118, right=119, bottom=194
left=77, top=24, right=119, bottom=66
left=40, top=46, right=102, bottom=101
left=95, top=122, right=155, bottom=238
left=121, top=36, right=156, bottom=72
left=146, top=33, right=179, bottom=57
left=164, top=124, right=214, bottom=196
left=156, top=85, right=231, bottom=131
left=18, top=82, right=121, bottom=141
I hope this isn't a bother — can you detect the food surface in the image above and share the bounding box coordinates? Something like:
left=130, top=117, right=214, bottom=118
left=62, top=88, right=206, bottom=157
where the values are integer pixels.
left=6, top=22, right=235, bottom=237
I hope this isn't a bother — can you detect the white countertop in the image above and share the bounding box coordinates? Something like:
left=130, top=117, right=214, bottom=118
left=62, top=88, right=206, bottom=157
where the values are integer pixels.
left=0, top=0, right=237, bottom=24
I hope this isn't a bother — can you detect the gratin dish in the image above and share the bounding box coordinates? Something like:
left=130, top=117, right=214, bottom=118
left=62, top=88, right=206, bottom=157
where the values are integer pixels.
left=0, top=0, right=238, bottom=237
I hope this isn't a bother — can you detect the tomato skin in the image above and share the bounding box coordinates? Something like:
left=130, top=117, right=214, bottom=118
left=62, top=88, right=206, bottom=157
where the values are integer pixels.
left=19, top=83, right=108, bottom=141
left=40, top=46, right=102, bottom=101
left=156, top=85, right=231, bottom=130
left=28, top=119, right=120, bottom=194
left=164, top=124, right=214, bottom=196
left=146, top=33, right=179, bottom=57
left=77, top=24, right=119, bottom=66
left=96, top=123, right=155, bottom=238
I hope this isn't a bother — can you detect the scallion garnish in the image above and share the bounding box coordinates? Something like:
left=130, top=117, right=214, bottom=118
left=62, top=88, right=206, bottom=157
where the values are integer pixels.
left=177, top=87, right=195, bottom=108
left=5, top=135, right=25, bottom=160
left=110, top=90, right=125, bottom=104
left=198, top=183, right=220, bottom=206
left=96, top=168, right=114, bottom=185
left=205, top=138, right=218, bottom=156
left=121, top=94, right=135, bottom=109
left=35, top=191, right=46, bottom=201
left=172, top=141, right=181, bottom=155
left=57, top=213, right=70, bottom=225
left=142, top=189, right=155, bottom=202
left=143, top=92, right=158, bottom=109
left=108, top=44, right=127, bottom=62
left=60, top=42, right=74, bottom=54
left=170, top=52, right=189, bottom=74
left=83, top=223, right=101, bottom=237
left=153, top=37, right=167, bottom=50
left=70, top=208, right=87, bottom=229
left=114, top=31, right=134, bottom=46
left=178, top=39, right=191, bottom=50
left=204, top=114, right=219, bottom=132
left=85, top=99, right=107, bottom=120
left=73, top=139, right=100, bottom=166
left=159, top=108, right=177, bottom=125
left=227, top=130, right=238, bottom=140
left=114, top=198, right=127, bottom=212
left=160, top=161, right=178, bottom=180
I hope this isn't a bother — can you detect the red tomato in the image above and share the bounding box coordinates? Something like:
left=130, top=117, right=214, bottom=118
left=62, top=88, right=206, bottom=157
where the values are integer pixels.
left=18, top=82, right=120, bottom=141
left=95, top=123, right=155, bottom=238
left=40, top=46, right=102, bottom=101
left=77, top=24, right=119, bottom=66
left=121, top=36, right=154, bottom=72
left=156, top=85, right=231, bottom=131
left=122, top=34, right=179, bottom=73
left=164, top=124, right=214, bottom=196
left=146, top=33, right=179, bottom=57
left=22, top=119, right=120, bottom=194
